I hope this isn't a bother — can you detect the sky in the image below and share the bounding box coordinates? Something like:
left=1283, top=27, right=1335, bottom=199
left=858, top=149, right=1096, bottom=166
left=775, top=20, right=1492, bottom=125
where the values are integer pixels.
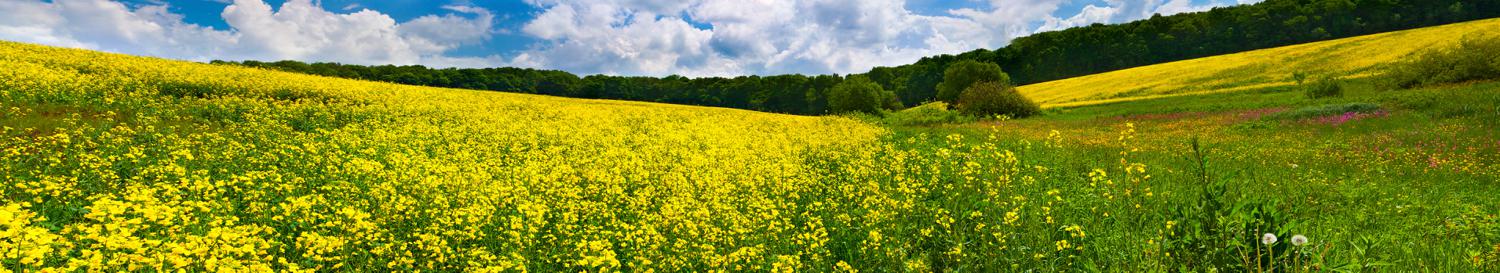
left=0, top=0, right=1261, bottom=77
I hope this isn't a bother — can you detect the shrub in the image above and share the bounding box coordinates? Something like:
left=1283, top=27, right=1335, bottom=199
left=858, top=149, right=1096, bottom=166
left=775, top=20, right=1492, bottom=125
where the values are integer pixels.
left=1386, top=35, right=1500, bottom=89
left=881, top=90, right=904, bottom=110
left=885, top=102, right=975, bottom=126
left=157, top=81, right=220, bottom=99
left=828, top=76, right=887, bottom=114
left=1264, top=103, right=1381, bottom=121
left=1291, top=71, right=1310, bottom=85
left=957, top=81, right=1040, bottom=118
left=1303, top=76, right=1343, bottom=99
left=937, top=60, right=1010, bottom=103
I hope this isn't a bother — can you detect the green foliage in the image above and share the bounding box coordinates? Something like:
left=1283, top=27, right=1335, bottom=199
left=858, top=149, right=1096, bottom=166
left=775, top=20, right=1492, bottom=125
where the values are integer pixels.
left=157, top=81, right=223, bottom=99
left=884, top=102, right=975, bottom=126
left=1291, top=71, right=1310, bottom=85
left=937, top=60, right=1010, bottom=103
left=828, top=76, right=887, bottom=114
left=956, top=81, right=1038, bottom=118
left=1265, top=103, right=1382, bottom=121
left=1159, top=138, right=1313, bottom=271
left=1303, top=76, right=1344, bottom=99
left=1386, top=35, right=1500, bottom=89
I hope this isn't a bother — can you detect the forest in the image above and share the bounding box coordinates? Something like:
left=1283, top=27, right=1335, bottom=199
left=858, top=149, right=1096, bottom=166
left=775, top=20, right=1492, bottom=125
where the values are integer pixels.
left=214, top=0, right=1500, bottom=115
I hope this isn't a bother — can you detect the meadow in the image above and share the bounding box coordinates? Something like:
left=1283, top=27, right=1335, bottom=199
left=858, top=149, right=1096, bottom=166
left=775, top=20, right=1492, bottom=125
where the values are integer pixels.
left=3, top=22, right=1500, bottom=273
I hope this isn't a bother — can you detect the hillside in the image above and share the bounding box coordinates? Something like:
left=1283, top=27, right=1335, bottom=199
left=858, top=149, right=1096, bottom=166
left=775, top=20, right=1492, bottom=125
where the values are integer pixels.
left=5, top=27, right=1500, bottom=271
left=1018, top=17, right=1500, bottom=107
left=0, top=40, right=889, bottom=271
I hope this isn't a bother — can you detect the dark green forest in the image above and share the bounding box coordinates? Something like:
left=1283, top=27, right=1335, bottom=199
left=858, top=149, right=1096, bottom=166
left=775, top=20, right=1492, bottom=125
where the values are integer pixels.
left=214, top=0, right=1500, bottom=115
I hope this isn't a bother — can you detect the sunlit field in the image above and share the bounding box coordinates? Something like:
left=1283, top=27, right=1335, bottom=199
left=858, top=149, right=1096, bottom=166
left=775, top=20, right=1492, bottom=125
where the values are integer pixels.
left=4, top=21, right=1500, bottom=273
left=1018, top=17, right=1500, bottom=108
left=1, top=41, right=893, bottom=271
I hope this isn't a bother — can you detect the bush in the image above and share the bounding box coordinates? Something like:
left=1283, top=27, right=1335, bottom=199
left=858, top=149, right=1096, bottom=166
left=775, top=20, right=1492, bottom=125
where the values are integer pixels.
left=957, top=81, right=1040, bottom=118
left=1264, top=102, right=1381, bottom=121
left=1386, top=35, right=1500, bottom=89
left=881, top=90, right=904, bottom=110
left=937, top=60, right=1010, bottom=103
left=828, top=76, right=887, bottom=114
left=1303, top=76, right=1343, bottom=99
left=885, top=102, right=975, bottom=126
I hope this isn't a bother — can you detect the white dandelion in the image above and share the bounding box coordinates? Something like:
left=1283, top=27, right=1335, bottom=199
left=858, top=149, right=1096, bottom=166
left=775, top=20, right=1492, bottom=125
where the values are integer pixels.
left=1261, top=233, right=1278, bottom=245
left=1290, top=235, right=1308, bottom=246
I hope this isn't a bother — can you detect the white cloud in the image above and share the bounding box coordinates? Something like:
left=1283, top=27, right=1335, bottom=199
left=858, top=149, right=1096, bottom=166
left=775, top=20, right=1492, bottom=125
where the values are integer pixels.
left=398, top=5, right=497, bottom=53
left=0, top=0, right=1250, bottom=76
left=512, top=0, right=1031, bottom=76
left=1154, top=0, right=1217, bottom=15
left=509, top=0, right=1244, bottom=76
left=0, top=0, right=500, bottom=67
left=1037, top=4, right=1118, bottom=32
left=1035, top=0, right=1227, bottom=32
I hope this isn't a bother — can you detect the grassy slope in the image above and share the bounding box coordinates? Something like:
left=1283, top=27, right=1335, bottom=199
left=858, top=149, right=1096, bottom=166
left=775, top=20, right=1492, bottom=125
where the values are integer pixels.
left=1017, top=17, right=1500, bottom=108
left=885, top=18, right=1500, bottom=271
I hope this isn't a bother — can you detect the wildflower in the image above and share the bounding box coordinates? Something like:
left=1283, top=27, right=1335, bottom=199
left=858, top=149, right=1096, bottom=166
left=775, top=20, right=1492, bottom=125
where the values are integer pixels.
left=1290, top=235, right=1308, bottom=246
left=1261, top=233, right=1278, bottom=245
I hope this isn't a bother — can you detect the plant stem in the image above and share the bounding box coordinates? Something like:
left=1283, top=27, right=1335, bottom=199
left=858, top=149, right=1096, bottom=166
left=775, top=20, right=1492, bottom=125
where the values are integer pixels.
left=1266, top=243, right=1275, bottom=273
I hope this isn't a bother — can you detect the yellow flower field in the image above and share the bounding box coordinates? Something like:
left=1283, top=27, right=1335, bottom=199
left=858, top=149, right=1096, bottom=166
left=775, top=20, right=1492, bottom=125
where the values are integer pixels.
left=5, top=24, right=1498, bottom=270
left=0, top=41, right=902, bottom=271
left=1017, top=17, right=1500, bottom=107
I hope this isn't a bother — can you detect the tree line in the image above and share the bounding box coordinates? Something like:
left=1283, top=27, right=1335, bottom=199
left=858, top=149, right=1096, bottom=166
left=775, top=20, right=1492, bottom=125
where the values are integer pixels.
left=214, top=0, right=1500, bottom=116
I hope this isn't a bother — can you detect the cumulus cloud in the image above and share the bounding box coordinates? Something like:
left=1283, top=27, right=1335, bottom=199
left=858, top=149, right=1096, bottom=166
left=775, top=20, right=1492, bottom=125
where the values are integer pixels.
left=510, top=0, right=1246, bottom=76
left=1154, top=0, right=1219, bottom=15
left=0, top=0, right=1251, bottom=76
left=1036, top=0, right=1234, bottom=32
left=512, top=0, right=1017, bottom=76
left=0, top=0, right=499, bottom=67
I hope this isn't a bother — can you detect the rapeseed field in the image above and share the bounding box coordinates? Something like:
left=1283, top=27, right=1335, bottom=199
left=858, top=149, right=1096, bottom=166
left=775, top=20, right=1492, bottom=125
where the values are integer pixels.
left=4, top=29, right=1500, bottom=272
left=1018, top=17, right=1500, bottom=108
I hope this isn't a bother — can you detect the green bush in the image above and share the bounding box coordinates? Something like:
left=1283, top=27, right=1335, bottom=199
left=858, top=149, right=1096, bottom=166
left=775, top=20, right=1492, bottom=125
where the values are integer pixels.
left=1303, top=76, right=1343, bottom=99
left=881, top=90, right=904, bottom=110
left=937, top=60, right=1010, bottom=103
left=884, top=102, right=975, bottom=126
left=828, top=76, right=888, bottom=114
left=1386, top=35, right=1500, bottom=89
left=1264, top=102, right=1381, bottom=121
left=957, top=81, right=1040, bottom=118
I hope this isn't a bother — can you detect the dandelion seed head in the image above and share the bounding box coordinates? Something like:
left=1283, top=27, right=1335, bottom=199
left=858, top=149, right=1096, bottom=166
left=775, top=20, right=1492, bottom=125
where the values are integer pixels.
left=1261, top=233, right=1278, bottom=245
left=1290, top=235, right=1308, bottom=246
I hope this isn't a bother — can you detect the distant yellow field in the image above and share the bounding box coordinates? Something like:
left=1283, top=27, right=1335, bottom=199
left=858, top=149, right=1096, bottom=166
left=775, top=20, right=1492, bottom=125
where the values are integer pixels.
left=1018, top=17, right=1500, bottom=108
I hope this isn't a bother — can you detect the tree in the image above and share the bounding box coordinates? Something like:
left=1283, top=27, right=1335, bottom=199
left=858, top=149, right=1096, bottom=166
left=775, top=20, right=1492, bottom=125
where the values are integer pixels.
left=828, top=76, right=885, bottom=114
left=957, top=81, right=1039, bottom=118
left=937, top=60, right=1010, bottom=103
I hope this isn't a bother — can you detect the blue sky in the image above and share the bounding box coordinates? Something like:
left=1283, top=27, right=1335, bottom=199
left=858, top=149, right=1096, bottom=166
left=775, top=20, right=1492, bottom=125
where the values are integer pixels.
left=2, top=0, right=1256, bottom=76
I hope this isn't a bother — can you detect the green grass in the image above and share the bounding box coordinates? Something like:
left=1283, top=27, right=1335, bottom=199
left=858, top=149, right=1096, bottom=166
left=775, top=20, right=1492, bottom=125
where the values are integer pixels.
left=882, top=73, right=1500, bottom=271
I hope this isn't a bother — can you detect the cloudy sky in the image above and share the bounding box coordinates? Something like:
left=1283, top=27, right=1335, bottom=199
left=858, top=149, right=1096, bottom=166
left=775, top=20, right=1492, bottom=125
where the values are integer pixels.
left=0, top=0, right=1260, bottom=77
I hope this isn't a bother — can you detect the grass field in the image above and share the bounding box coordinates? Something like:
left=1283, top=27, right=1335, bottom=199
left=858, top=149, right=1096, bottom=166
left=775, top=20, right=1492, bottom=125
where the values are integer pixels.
left=1017, top=17, right=1500, bottom=108
left=3, top=17, right=1500, bottom=272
